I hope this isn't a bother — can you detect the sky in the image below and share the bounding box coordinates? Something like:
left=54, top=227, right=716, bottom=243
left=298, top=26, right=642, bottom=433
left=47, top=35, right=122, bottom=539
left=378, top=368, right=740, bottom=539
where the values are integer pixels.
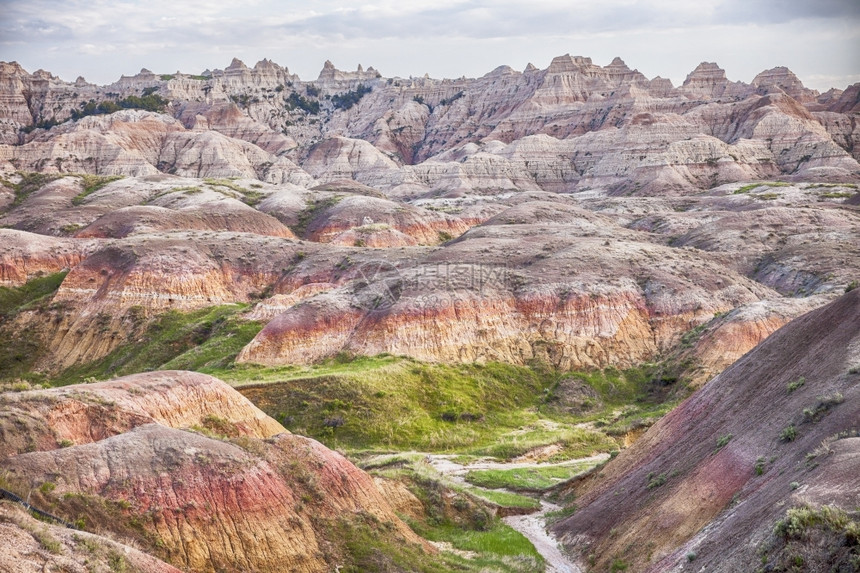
left=1, top=0, right=859, bottom=92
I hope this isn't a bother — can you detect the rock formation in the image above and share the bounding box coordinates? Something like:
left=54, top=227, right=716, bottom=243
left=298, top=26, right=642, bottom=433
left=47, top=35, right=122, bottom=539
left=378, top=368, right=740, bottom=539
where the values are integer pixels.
left=0, top=371, right=428, bottom=573
left=1, top=56, right=857, bottom=191
left=552, top=290, right=860, bottom=572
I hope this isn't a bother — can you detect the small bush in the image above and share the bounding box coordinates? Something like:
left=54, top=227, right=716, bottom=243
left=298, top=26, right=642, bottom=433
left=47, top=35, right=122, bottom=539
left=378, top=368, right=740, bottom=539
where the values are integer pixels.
left=780, top=425, right=797, bottom=442
left=846, top=280, right=858, bottom=293
left=715, top=433, right=733, bottom=449
left=285, top=92, right=320, bottom=114
left=686, top=551, right=697, bottom=562
left=787, top=377, right=805, bottom=393
left=646, top=472, right=667, bottom=489
left=33, top=529, right=62, bottom=554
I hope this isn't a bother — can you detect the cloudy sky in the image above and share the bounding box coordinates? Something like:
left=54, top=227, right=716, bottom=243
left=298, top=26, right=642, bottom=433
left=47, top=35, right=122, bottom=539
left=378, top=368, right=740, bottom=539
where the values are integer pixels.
left=1, top=0, right=858, bottom=92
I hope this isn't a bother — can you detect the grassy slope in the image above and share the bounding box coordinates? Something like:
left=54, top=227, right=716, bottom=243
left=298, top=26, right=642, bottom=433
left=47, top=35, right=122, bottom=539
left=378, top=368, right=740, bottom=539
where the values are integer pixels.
left=230, top=357, right=622, bottom=457
left=50, top=305, right=263, bottom=385
left=0, top=272, right=68, bottom=380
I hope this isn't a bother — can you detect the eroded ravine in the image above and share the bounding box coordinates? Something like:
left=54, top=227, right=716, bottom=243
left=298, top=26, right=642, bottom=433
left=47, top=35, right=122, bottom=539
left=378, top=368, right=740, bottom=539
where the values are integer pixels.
left=428, top=454, right=591, bottom=572
left=504, top=501, right=581, bottom=573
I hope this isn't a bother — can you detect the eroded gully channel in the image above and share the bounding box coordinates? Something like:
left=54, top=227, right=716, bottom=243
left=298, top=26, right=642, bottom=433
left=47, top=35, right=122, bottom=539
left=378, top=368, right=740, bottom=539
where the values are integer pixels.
left=428, top=455, right=601, bottom=573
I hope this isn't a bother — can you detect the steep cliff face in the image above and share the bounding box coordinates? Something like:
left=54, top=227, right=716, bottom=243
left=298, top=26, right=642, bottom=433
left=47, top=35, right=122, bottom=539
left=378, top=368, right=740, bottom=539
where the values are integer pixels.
left=0, top=371, right=428, bottom=573
left=552, top=290, right=860, bottom=572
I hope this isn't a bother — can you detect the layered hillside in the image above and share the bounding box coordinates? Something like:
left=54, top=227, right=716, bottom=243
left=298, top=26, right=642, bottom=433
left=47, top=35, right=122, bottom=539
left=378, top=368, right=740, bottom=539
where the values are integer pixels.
left=0, top=371, right=428, bottom=573
left=0, top=171, right=857, bottom=380
left=552, top=290, right=860, bottom=571
left=1, top=53, right=859, bottom=573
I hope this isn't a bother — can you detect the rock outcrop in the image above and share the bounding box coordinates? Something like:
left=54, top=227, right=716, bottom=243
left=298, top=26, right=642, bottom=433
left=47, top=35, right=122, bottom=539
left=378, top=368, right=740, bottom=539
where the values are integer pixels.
left=2, top=56, right=857, bottom=193
left=0, top=371, right=428, bottom=573
left=552, top=290, right=860, bottom=572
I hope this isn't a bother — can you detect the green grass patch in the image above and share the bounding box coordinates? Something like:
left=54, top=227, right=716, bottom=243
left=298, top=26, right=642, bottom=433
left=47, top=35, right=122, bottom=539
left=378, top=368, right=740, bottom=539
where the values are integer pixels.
left=71, top=175, right=124, bottom=205
left=0, top=271, right=67, bottom=320
left=465, top=460, right=599, bottom=491
left=464, top=487, right=541, bottom=510
left=805, top=183, right=858, bottom=190
left=49, top=304, right=262, bottom=386
left=412, top=520, right=543, bottom=564
left=468, top=425, right=616, bottom=461
left=232, top=358, right=618, bottom=456
left=734, top=183, right=764, bottom=194
left=0, top=272, right=68, bottom=381
left=733, top=181, right=791, bottom=195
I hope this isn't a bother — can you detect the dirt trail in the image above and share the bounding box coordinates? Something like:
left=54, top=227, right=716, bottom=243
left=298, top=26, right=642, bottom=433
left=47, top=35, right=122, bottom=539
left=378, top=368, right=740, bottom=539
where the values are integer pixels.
left=427, top=453, right=608, bottom=478
left=504, top=500, right=581, bottom=573
left=427, top=454, right=591, bottom=572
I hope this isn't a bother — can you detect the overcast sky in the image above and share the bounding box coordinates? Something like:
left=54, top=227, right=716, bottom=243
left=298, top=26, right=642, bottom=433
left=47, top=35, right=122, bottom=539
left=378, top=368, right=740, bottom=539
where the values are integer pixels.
left=1, top=0, right=858, bottom=92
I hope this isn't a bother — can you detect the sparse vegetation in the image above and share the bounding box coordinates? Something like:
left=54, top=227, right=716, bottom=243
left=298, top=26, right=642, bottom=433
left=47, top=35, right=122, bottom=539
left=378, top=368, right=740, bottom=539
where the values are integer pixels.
left=780, top=425, right=797, bottom=442
left=0, top=271, right=68, bottom=381
left=715, top=433, right=733, bottom=450
left=646, top=471, right=667, bottom=489
left=32, top=528, right=62, bottom=554
left=765, top=504, right=860, bottom=572
left=1, top=172, right=62, bottom=208
left=787, top=377, right=805, bottom=393
left=801, top=392, right=844, bottom=422
left=70, top=94, right=168, bottom=120
left=331, top=84, right=372, bottom=110
left=71, top=175, right=124, bottom=205
left=49, top=304, right=262, bottom=386
left=292, top=195, right=343, bottom=236
left=285, top=91, right=320, bottom=114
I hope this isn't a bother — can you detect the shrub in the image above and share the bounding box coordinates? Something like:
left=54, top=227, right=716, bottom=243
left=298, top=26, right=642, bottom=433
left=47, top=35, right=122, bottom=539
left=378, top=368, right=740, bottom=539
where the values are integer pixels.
left=285, top=92, right=320, bottom=114
left=780, top=425, right=797, bottom=442
left=715, top=433, right=733, bottom=449
left=846, top=280, right=858, bottom=293
left=787, top=377, right=805, bottom=393
left=70, top=94, right=168, bottom=120
left=646, top=472, right=667, bottom=489
left=331, top=84, right=372, bottom=110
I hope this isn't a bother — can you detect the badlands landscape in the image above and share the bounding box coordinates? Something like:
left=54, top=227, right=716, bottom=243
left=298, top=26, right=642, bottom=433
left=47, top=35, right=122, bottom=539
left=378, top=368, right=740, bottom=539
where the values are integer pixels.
left=0, top=54, right=858, bottom=573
